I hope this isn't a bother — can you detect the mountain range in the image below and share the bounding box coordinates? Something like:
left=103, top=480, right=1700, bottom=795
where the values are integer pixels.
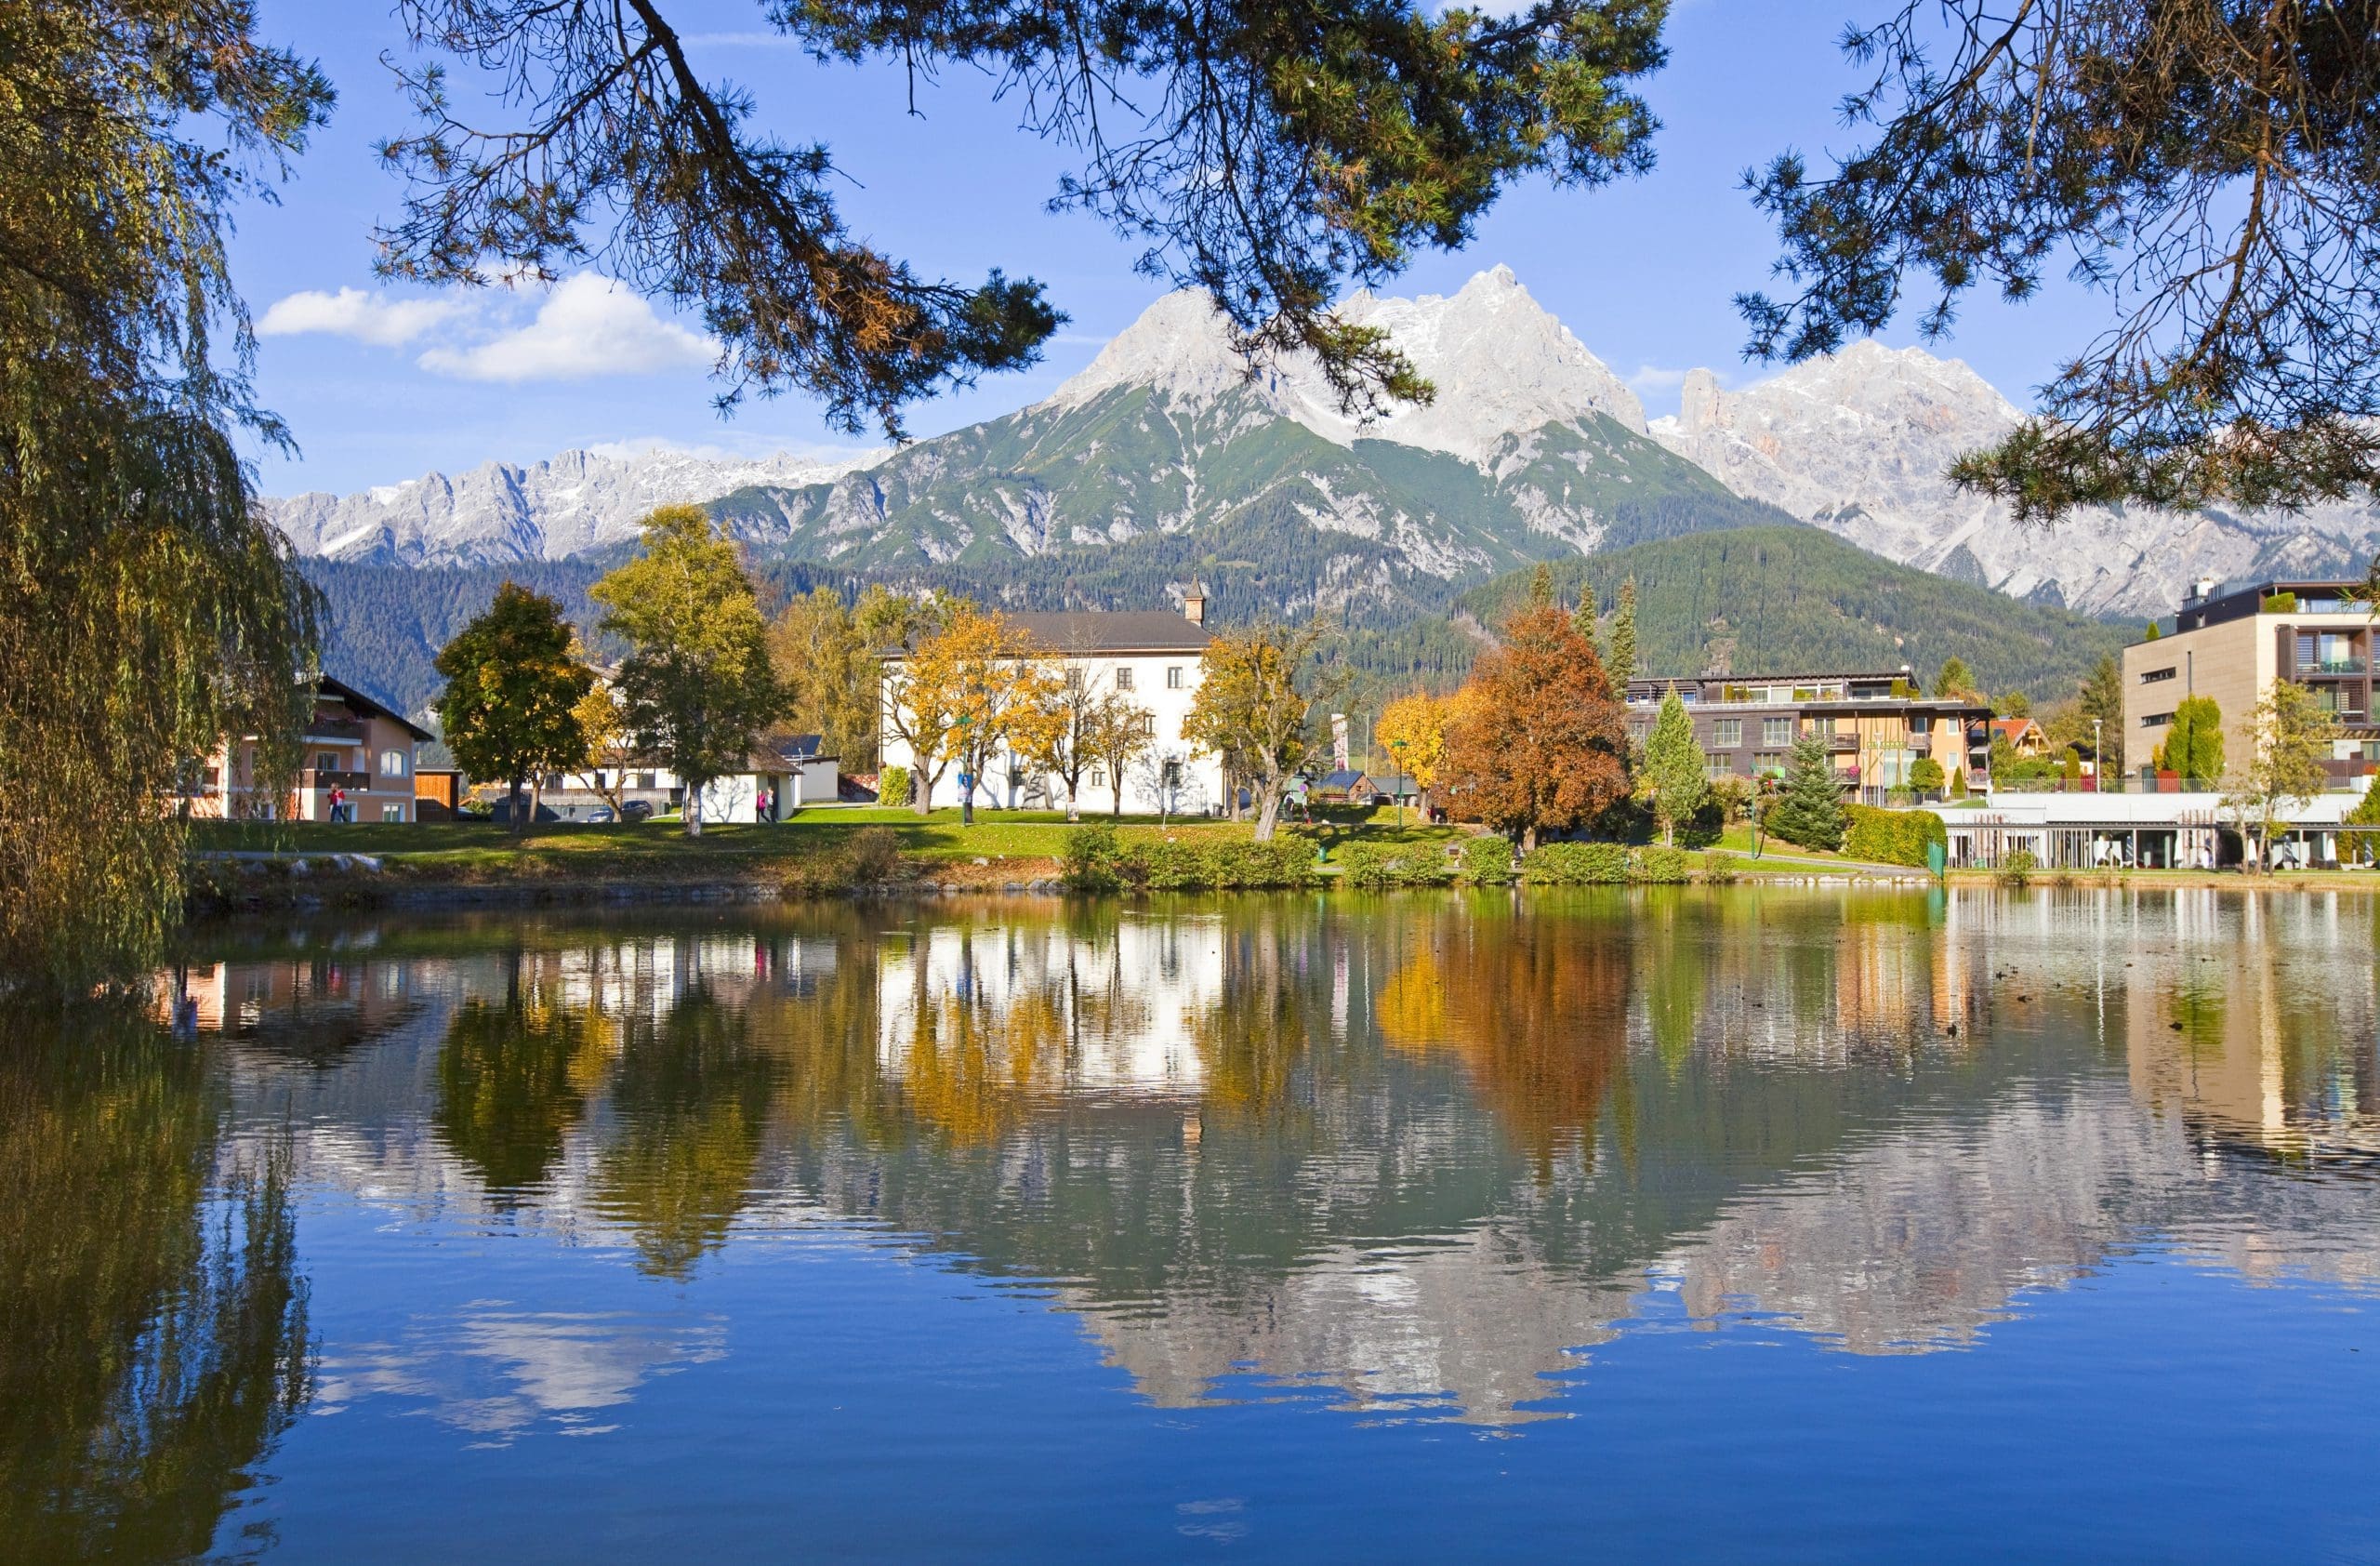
left=267, top=265, right=2380, bottom=620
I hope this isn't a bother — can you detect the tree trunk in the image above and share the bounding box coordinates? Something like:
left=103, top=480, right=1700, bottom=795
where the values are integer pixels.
left=1065, top=778, right=1079, bottom=823
left=912, top=767, right=934, bottom=816
left=1523, top=825, right=1540, bottom=853
left=510, top=775, right=525, bottom=839
left=1253, top=784, right=1281, bottom=842
left=684, top=781, right=703, bottom=838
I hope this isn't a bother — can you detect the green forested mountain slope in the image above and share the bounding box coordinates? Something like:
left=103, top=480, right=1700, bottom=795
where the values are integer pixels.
left=1454, top=525, right=2130, bottom=700
left=708, top=382, right=1739, bottom=601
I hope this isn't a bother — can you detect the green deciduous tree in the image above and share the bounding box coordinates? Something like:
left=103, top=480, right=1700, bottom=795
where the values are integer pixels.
left=2155, top=695, right=2226, bottom=787
left=767, top=585, right=893, bottom=769
left=1184, top=622, right=1343, bottom=840
left=1640, top=686, right=1708, bottom=845
left=1, top=1, right=333, bottom=989
left=381, top=0, right=1669, bottom=435
left=591, top=506, right=784, bottom=836
left=1910, top=755, right=1945, bottom=796
left=1767, top=729, right=1845, bottom=852
left=1994, top=690, right=2030, bottom=718
left=1743, top=1, right=2380, bottom=520
left=2224, top=681, right=2338, bottom=872
left=433, top=583, right=594, bottom=835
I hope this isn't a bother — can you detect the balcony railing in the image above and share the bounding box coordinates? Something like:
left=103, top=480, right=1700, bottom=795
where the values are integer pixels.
left=2301, top=659, right=2368, bottom=676
left=306, top=769, right=370, bottom=791
left=305, top=717, right=368, bottom=742
left=1826, top=734, right=1858, bottom=752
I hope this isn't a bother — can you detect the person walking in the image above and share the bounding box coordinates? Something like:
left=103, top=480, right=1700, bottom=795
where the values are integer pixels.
left=329, top=784, right=346, bottom=824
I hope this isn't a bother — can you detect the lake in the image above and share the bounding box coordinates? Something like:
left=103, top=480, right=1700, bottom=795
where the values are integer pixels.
left=6, top=887, right=2376, bottom=1563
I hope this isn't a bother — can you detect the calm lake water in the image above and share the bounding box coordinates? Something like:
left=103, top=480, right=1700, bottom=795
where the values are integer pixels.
left=6, top=888, right=2378, bottom=1563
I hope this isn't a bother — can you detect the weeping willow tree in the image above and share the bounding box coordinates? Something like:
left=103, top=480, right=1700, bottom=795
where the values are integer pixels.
left=0, top=2, right=331, bottom=988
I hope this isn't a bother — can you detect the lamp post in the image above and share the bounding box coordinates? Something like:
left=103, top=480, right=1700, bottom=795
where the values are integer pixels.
left=2093, top=717, right=2103, bottom=794
left=1389, top=737, right=1408, bottom=828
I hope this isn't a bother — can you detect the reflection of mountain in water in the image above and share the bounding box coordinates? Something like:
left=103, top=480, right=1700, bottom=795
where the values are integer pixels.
left=166, top=891, right=2380, bottom=1427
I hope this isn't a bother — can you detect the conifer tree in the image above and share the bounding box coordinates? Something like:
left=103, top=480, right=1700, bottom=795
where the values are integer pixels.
left=1933, top=656, right=1976, bottom=699
left=1767, top=730, right=1846, bottom=852
left=1640, top=686, right=1709, bottom=846
left=1605, top=577, right=1639, bottom=687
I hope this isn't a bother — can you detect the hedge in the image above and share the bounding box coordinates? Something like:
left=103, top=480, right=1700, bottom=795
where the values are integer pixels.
left=1059, top=828, right=1318, bottom=892
left=1459, top=835, right=1514, bottom=885
left=876, top=764, right=910, bottom=808
left=1338, top=842, right=1455, bottom=889
left=1842, top=803, right=1948, bottom=868
left=1518, top=843, right=1692, bottom=884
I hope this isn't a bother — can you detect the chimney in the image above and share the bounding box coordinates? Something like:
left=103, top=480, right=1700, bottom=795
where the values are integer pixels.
left=1182, top=583, right=1207, bottom=625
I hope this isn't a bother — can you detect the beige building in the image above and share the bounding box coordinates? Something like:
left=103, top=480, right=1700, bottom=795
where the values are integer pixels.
left=2122, top=578, right=2377, bottom=791
left=187, top=674, right=430, bottom=823
left=1622, top=671, right=1993, bottom=798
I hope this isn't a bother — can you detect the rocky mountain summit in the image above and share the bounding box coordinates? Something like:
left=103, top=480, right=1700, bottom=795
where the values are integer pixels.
left=267, top=444, right=878, bottom=566
left=1649, top=339, right=2380, bottom=617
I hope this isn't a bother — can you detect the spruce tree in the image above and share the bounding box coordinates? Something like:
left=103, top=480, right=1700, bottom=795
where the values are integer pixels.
left=1606, top=577, right=1639, bottom=687
left=1641, top=686, right=1709, bottom=845
left=1768, top=729, right=1846, bottom=852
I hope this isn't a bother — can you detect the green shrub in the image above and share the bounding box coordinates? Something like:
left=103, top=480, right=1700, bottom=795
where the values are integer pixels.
left=1059, top=823, right=1126, bottom=892
left=876, top=765, right=911, bottom=808
left=1909, top=756, right=1946, bottom=794
left=1995, top=847, right=2039, bottom=887
left=1634, top=845, right=1690, bottom=883
left=1127, top=837, right=1317, bottom=891
left=1337, top=842, right=1453, bottom=889
left=1521, top=842, right=1632, bottom=884
left=1842, top=803, right=1948, bottom=868
left=1459, top=834, right=1514, bottom=885
left=1699, top=850, right=1739, bottom=884
left=2261, top=591, right=2299, bottom=613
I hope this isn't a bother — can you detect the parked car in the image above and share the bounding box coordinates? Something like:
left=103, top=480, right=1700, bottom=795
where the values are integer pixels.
left=584, top=807, right=615, bottom=824
left=620, top=799, right=655, bottom=823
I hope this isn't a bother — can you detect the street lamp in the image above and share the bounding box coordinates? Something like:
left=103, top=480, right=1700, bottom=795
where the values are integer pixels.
left=2093, top=717, right=2103, bottom=794
left=1389, top=737, right=1408, bottom=828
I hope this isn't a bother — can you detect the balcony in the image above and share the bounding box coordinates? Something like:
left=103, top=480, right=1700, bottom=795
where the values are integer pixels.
left=1826, top=734, right=1858, bottom=753
left=307, top=769, right=370, bottom=792
left=2301, top=659, right=2368, bottom=676
left=305, top=717, right=368, bottom=742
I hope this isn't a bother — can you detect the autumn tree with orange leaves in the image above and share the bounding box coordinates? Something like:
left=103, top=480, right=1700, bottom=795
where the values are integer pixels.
left=1442, top=604, right=1630, bottom=850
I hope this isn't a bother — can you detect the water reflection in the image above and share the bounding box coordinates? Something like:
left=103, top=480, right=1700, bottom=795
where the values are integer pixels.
left=0, top=1004, right=311, bottom=1563
left=80, top=890, right=2380, bottom=1447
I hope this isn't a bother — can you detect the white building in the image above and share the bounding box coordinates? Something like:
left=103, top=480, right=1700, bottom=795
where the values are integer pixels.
left=879, top=596, right=1223, bottom=816
left=1935, top=790, right=2370, bottom=870
left=546, top=735, right=843, bottom=823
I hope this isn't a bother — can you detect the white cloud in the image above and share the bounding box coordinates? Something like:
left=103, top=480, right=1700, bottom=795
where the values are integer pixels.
left=1626, top=364, right=1694, bottom=395
left=417, top=274, right=715, bottom=383
left=258, top=286, right=465, bottom=347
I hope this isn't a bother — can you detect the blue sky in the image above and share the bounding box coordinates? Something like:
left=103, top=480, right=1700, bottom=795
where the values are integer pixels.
left=238, top=0, right=2117, bottom=497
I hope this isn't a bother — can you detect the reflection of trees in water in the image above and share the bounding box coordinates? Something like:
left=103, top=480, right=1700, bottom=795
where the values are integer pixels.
left=592, top=988, right=780, bottom=1279
left=1377, top=897, right=1631, bottom=1167
left=432, top=956, right=615, bottom=1202
left=0, top=1004, right=310, bottom=1564
left=1193, top=909, right=1314, bottom=1132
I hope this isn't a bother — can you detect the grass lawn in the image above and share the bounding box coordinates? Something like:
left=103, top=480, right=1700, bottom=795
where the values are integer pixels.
left=190, top=808, right=1268, bottom=873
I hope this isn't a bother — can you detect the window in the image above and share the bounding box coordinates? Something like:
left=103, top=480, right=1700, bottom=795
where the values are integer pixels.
left=636, top=772, right=656, bottom=790
left=1713, top=718, right=1742, bottom=748
left=2141, top=711, right=2174, bottom=728
left=1115, top=667, right=1135, bottom=692
left=1162, top=761, right=1183, bottom=788
left=1089, top=768, right=1107, bottom=790
left=379, top=749, right=408, bottom=777
left=1813, top=715, right=1839, bottom=737
left=1752, top=751, right=1787, bottom=776
left=1137, top=713, right=1157, bottom=737
left=1704, top=755, right=1736, bottom=780
left=2297, top=632, right=2318, bottom=664
left=2139, top=666, right=2176, bottom=683
left=1762, top=717, right=1792, bottom=747
left=381, top=804, right=405, bottom=822
left=313, top=751, right=339, bottom=773
left=1165, top=665, right=1185, bottom=689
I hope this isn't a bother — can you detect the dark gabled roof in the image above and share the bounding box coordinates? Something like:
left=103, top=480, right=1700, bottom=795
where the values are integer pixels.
left=777, top=733, right=828, bottom=760
left=316, top=674, right=434, bottom=741
left=1316, top=769, right=1375, bottom=790
left=879, top=609, right=1211, bottom=658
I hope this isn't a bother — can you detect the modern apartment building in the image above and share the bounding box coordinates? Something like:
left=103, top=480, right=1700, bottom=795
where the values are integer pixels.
left=1623, top=672, right=1993, bottom=793
left=2123, top=578, right=2379, bottom=790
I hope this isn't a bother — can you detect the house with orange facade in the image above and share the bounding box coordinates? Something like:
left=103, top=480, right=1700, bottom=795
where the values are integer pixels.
left=185, top=675, right=433, bottom=823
